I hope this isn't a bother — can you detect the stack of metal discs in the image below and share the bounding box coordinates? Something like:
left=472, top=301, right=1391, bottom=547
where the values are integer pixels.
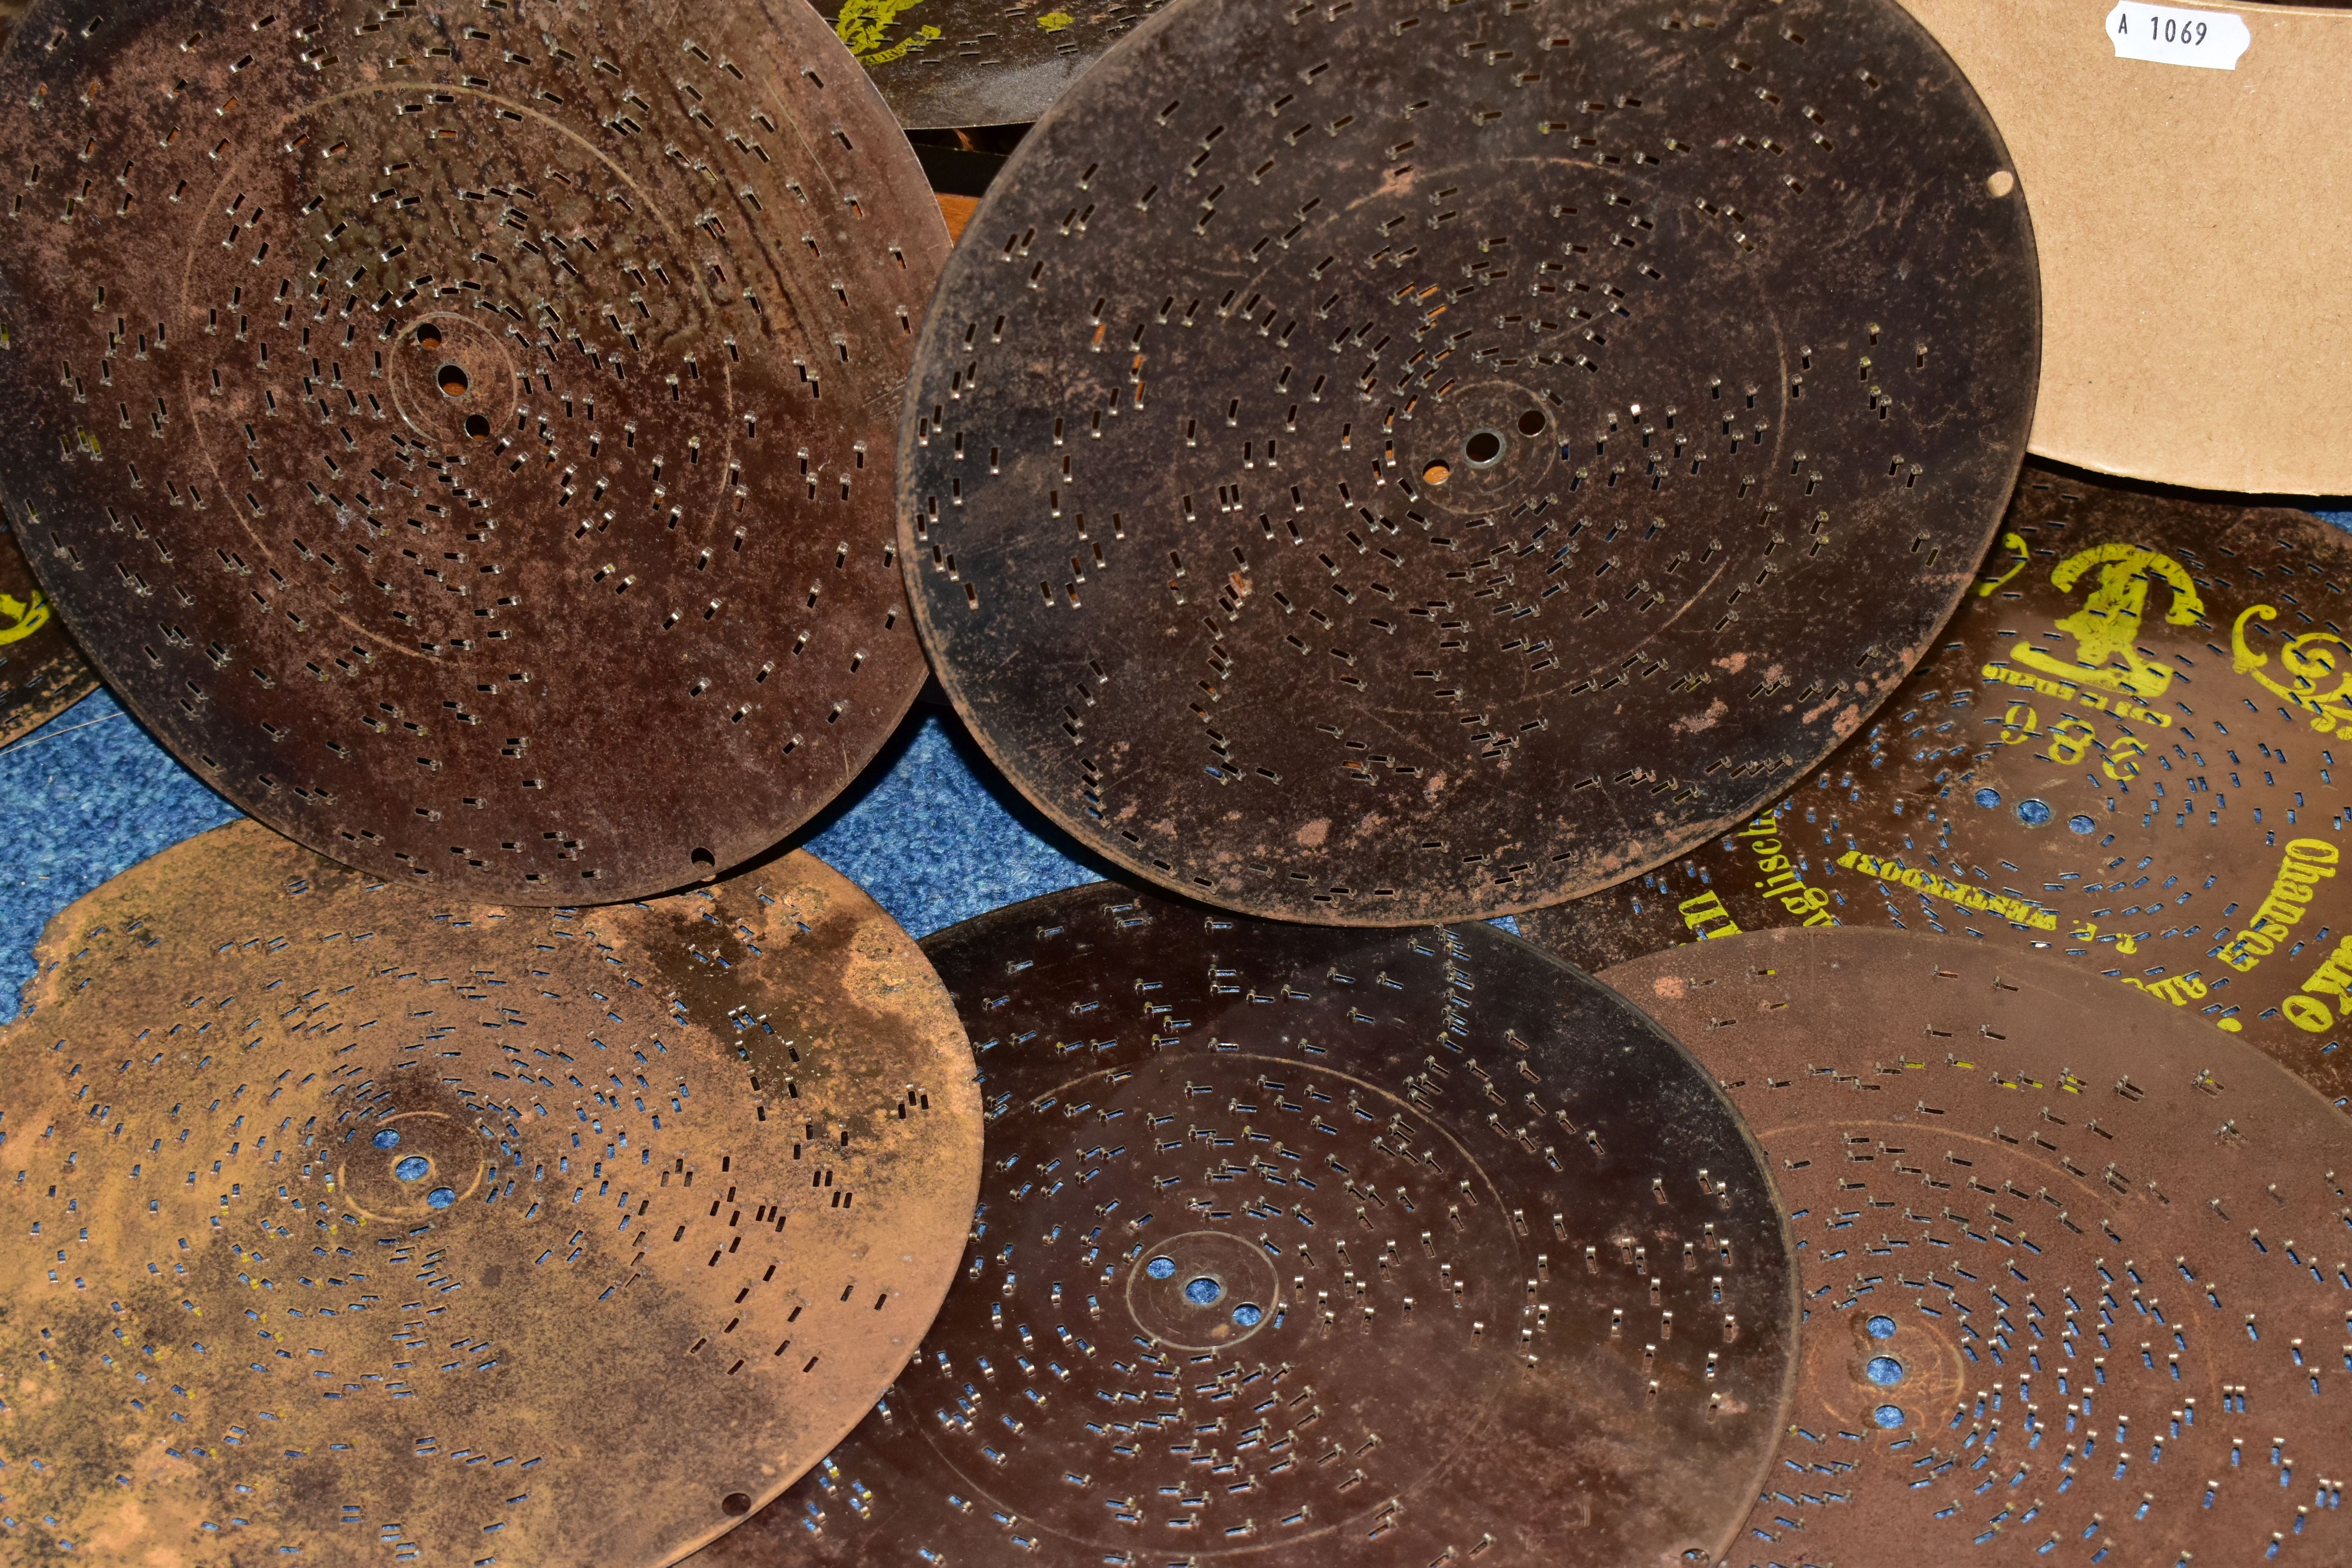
left=2, top=0, right=2346, bottom=1563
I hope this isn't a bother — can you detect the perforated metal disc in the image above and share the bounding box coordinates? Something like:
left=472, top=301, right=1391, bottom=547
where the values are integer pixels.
left=1604, top=926, right=2352, bottom=1566
left=818, top=0, right=1169, bottom=129
left=689, top=882, right=1797, bottom=1566
left=0, top=518, right=98, bottom=745
left=0, top=819, right=980, bottom=1566
left=1525, top=467, right=2352, bottom=1109
left=900, top=0, right=2038, bottom=926
left=0, top=0, right=947, bottom=904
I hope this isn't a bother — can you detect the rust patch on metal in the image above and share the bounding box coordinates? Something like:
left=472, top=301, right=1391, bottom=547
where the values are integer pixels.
left=0, top=517, right=97, bottom=746
left=0, top=820, right=980, bottom=1566
left=691, top=882, right=1797, bottom=1566
left=898, top=0, right=2039, bottom=925
left=0, top=0, right=947, bottom=904
left=1604, top=926, right=2352, bottom=1564
left=1527, top=465, right=2352, bottom=1108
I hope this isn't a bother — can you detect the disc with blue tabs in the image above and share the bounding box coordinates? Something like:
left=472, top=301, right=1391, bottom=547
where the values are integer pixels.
left=0, top=820, right=981, bottom=1564
left=692, top=879, right=1798, bottom=1566
left=1606, top=924, right=2352, bottom=1566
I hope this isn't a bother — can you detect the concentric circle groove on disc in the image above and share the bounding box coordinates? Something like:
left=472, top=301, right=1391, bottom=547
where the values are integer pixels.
left=1526, top=466, right=2352, bottom=1107
left=900, top=0, right=2038, bottom=924
left=0, top=0, right=947, bottom=902
left=0, top=820, right=980, bottom=1565
left=1605, top=926, right=2352, bottom=1565
left=692, top=881, right=1798, bottom=1565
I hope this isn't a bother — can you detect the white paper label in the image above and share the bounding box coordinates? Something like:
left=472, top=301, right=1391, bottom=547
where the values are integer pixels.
left=2106, top=2, right=2251, bottom=69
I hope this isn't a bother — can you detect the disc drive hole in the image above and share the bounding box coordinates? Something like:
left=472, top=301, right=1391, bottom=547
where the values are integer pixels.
left=1517, top=408, right=1547, bottom=436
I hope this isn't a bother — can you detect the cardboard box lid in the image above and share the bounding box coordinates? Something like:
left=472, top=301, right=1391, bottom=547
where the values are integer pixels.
left=1898, top=0, right=2352, bottom=495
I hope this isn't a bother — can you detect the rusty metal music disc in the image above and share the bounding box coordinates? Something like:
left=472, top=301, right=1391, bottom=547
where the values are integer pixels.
left=688, top=881, right=1798, bottom=1566
left=0, top=516, right=99, bottom=745
left=899, top=0, right=2039, bottom=926
left=1525, top=466, right=2352, bottom=1109
left=0, top=0, right=947, bottom=904
left=1604, top=926, right=2352, bottom=1565
left=0, top=819, right=980, bottom=1565
left=819, top=0, right=1167, bottom=129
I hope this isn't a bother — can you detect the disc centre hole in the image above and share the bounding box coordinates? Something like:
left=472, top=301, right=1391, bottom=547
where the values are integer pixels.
left=438, top=364, right=469, bottom=397
left=393, top=1156, right=430, bottom=1182
left=1866, top=1355, right=1906, bottom=1387
left=1183, top=1276, right=1224, bottom=1306
left=1463, top=428, right=1504, bottom=466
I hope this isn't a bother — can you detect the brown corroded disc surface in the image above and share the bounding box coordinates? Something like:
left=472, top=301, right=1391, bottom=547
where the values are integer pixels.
left=0, top=518, right=98, bottom=745
left=818, top=0, right=1170, bottom=129
left=0, top=820, right=980, bottom=1566
left=692, top=882, right=1798, bottom=1566
left=0, top=0, right=946, bottom=903
left=1525, top=467, right=2352, bottom=1109
left=901, top=0, right=2038, bottom=925
left=1604, top=926, right=2352, bottom=1566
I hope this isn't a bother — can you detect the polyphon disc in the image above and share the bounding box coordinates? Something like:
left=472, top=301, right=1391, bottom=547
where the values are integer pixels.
left=1892, top=0, right=2352, bottom=494
left=1605, top=926, right=2352, bottom=1566
left=1523, top=466, right=2352, bottom=1110
left=0, top=819, right=981, bottom=1565
left=688, top=882, right=1798, bottom=1566
left=0, top=0, right=947, bottom=904
left=0, top=517, right=99, bottom=745
left=898, top=0, right=2040, bottom=926
left=821, top=0, right=1169, bottom=130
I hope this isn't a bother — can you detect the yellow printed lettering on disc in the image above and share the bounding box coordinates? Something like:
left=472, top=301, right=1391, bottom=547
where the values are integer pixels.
left=2013, top=542, right=2203, bottom=700
left=0, top=590, right=50, bottom=646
